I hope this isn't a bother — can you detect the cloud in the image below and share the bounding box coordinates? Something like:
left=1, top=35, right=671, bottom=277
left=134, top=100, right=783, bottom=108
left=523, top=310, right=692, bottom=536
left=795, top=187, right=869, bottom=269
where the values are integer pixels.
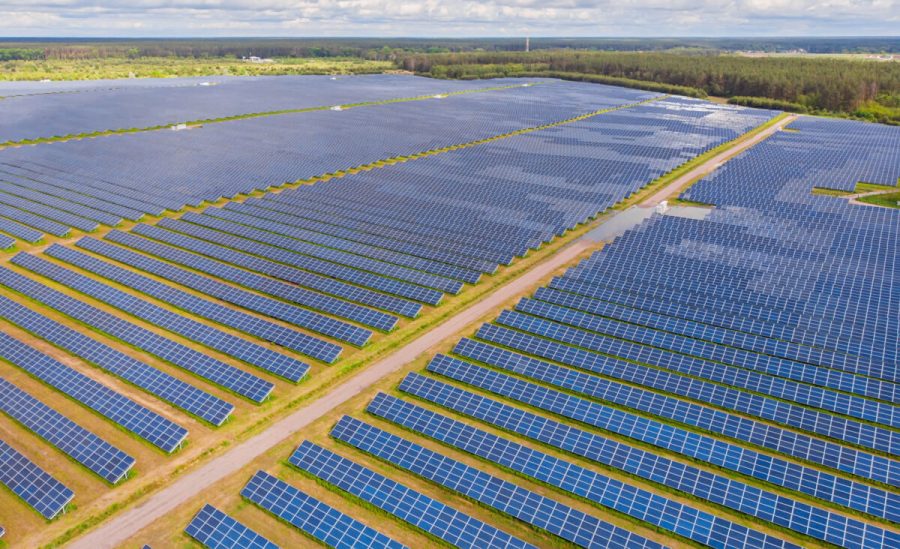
left=0, top=0, right=897, bottom=36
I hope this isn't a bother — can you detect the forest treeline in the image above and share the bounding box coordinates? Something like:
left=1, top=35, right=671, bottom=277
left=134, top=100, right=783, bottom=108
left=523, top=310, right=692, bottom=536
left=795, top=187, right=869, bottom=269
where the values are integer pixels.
left=401, top=51, right=900, bottom=124
left=1, top=36, right=897, bottom=61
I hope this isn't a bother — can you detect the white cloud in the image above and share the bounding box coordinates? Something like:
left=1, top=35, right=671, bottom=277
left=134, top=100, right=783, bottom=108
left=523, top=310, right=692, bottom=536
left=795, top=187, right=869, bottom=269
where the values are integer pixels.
left=0, top=0, right=897, bottom=36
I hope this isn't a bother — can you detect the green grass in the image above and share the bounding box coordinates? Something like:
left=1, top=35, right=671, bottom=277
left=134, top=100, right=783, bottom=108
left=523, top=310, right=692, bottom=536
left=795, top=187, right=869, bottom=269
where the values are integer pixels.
left=0, top=57, right=392, bottom=82
left=857, top=191, right=900, bottom=209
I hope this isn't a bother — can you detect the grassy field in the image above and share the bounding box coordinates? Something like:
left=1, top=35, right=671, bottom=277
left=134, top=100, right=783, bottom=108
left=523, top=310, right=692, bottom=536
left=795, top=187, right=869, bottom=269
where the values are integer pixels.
left=0, top=57, right=393, bottom=81
left=857, top=191, right=900, bottom=208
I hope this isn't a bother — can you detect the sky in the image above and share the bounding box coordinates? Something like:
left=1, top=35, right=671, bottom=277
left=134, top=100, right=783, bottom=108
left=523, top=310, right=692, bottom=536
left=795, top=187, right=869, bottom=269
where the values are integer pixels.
left=1, top=1, right=898, bottom=37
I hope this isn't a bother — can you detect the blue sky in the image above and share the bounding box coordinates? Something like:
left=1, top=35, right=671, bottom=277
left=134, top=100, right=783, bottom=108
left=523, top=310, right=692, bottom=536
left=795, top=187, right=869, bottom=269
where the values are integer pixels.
left=1, top=1, right=898, bottom=37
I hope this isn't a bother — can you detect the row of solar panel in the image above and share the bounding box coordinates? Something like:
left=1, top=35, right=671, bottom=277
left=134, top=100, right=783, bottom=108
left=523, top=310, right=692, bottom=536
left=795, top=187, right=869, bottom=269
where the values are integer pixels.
left=519, top=293, right=893, bottom=426
left=493, top=309, right=897, bottom=450
left=0, top=264, right=274, bottom=403
left=441, top=341, right=897, bottom=488
left=370, top=387, right=899, bottom=548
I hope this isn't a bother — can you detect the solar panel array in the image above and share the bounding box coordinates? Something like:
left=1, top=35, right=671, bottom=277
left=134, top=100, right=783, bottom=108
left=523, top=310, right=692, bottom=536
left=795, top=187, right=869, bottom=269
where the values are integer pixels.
left=0, top=78, right=660, bottom=246
left=0, top=376, right=135, bottom=484
left=288, top=440, right=539, bottom=548
left=241, top=471, right=407, bottom=549
left=0, top=438, right=74, bottom=520
left=6, top=74, right=892, bottom=547
left=0, top=292, right=233, bottom=426
left=0, top=74, right=536, bottom=143
left=185, top=504, right=278, bottom=549
left=267, top=114, right=896, bottom=547
left=366, top=392, right=800, bottom=548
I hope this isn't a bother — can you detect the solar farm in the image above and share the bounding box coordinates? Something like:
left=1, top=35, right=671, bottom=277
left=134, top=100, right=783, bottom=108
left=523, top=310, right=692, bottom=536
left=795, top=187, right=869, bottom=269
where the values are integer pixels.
left=0, top=73, right=895, bottom=549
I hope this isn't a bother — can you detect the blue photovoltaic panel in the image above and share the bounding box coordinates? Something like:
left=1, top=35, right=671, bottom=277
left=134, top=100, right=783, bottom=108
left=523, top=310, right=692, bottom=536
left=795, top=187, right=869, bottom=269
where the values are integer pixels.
left=523, top=291, right=896, bottom=427
left=0, top=181, right=122, bottom=226
left=242, top=471, right=407, bottom=549
left=288, top=442, right=535, bottom=549
left=76, top=236, right=377, bottom=343
left=205, top=205, right=483, bottom=283
left=0, top=438, right=74, bottom=520
left=45, top=244, right=341, bottom=364
left=395, top=375, right=900, bottom=539
left=181, top=212, right=465, bottom=294
left=431, top=351, right=899, bottom=488
left=0, top=292, right=232, bottom=426
left=400, top=371, right=899, bottom=524
left=476, top=314, right=899, bottom=456
left=185, top=504, right=278, bottom=549
left=504, top=298, right=897, bottom=420
left=329, top=416, right=664, bottom=549
left=156, top=218, right=446, bottom=305
left=368, top=393, right=808, bottom=549
left=0, top=172, right=143, bottom=221
left=0, top=215, right=43, bottom=243
left=0, top=330, right=188, bottom=453
left=0, top=191, right=99, bottom=232
left=11, top=252, right=311, bottom=383
left=0, top=264, right=272, bottom=404
left=129, top=224, right=424, bottom=319
left=0, top=376, right=135, bottom=484
left=97, top=231, right=397, bottom=333
left=0, top=202, right=69, bottom=237
left=226, top=201, right=498, bottom=275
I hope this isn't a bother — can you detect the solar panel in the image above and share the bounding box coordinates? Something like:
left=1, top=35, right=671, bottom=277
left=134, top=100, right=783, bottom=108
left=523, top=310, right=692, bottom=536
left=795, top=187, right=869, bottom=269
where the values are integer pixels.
left=76, top=236, right=378, bottom=343
left=0, top=329, right=188, bottom=453
left=205, top=205, right=482, bottom=283
left=0, top=264, right=274, bottom=404
left=46, top=244, right=341, bottom=364
left=430, top=352, right=898, bottom=488
left=289, top=442, right=535, bottom=549
left=329, top=416, right=664, bottom=549
left=368, top=392, right=810, bottom=548
left=397, top=374, right=900, bottom=536
left=241, top=471, right=407, bottom=549
left=130, top=224, right=424, bottom=319
left=181, top=212, right=465, bottom=294
left=475, top=313, right=897, bottom=454
left=98, top=231, right=398, bottom=333
left=0, top=438, right=74, bottom=520
left=12, top=252, right=311, bottom=383
left=0, top=292, right=233, bottom=426
left=156, top=218, right=446, bottom=305
left=185, top=504, right=278, bottom=549
left=0, top=376, right=135, bottom=484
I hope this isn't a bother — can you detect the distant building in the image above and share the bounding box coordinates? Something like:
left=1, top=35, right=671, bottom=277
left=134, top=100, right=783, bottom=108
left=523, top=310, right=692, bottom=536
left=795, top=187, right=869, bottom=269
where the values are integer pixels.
left=242, top=56, right=274, bottom=64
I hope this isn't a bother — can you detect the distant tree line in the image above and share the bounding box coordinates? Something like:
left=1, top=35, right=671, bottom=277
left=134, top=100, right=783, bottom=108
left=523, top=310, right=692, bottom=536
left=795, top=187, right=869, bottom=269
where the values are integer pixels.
left=401, top=51, right=899, bottom=123
left=0, top=48, right=44, bottom=61
left=1, top=36, right=897, bottom=61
